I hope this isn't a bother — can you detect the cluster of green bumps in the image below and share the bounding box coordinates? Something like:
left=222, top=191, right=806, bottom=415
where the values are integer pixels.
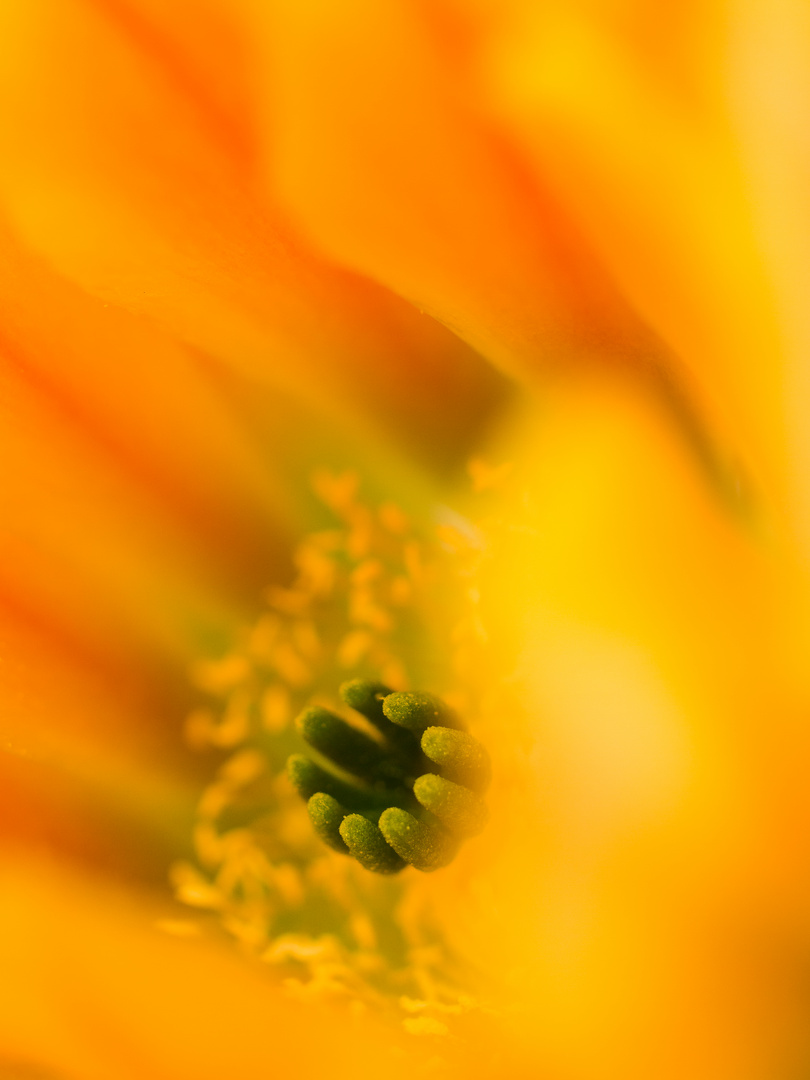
left=287, top=680, right=490, bottom=873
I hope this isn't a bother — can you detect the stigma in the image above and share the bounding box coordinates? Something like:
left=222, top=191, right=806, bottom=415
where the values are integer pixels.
left=289, top=679, right=489, bottom=874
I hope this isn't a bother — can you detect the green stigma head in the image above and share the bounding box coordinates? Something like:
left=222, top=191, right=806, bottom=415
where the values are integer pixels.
left=288, top=685, right=488, bottom=874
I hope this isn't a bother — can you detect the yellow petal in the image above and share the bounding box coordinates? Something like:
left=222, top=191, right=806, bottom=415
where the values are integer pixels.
left=426, top=377, right=810, bottom=1077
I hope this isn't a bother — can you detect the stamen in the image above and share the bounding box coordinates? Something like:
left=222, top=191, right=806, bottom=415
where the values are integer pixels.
left=178, top=471, right=489, bottom=1020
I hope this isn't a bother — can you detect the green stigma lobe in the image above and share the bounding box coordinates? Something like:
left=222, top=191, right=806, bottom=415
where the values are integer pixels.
left=338, top=678, right=392, bottom=730
left=421, top=727, right=491, bottom=791
left=339, top=814, right=406, bottom=874
left=382, top=691, right=465, bottom=735
left=340, top=678, right=420, bottom=758
left=297, top=706, right=389, bottom=778
left=287, top=754, right=394, bottom=810
left=412, top=773, right=488, bottom=836
left=308, top=792, right=350, bottom=853
left=378, top=808, right=457, bottom=872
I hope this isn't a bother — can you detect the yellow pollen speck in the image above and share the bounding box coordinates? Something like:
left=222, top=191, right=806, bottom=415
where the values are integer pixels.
left=210, top=689, right=251, bottom=747
left=296, top=546, right=338, bottom=596
left=346, top=524, right=372, bottom=560
left=265, top=586, right=311, bottom=617
left=349, top=589, right=392, bottom=632
left=292, top=620, right=321, bottom=660
left=190, top=653, right=250, bottom=695
left=350, top=913, right=377, bottom=951
left=221, top=914, right=267, bottom=949
left=170, top=862, right=226, bottom=910
left=218, top=749, right=265, bottom=785
left=379, top=501, right=409, bottom=534
left=272, top=642, right=312, bottom=687
left=350, top=559, right=383, bottom=586
left=260, top=684, right=290, bottom=732
left=403, top=540, right=423, bottom=582
left=310, top=468, right=359, bottom=512
left=337, top=629, right=373, bottom=667
left=390, top=575, right=412, bottom=605
left=197, top=782, right=231, bottom=821
left=380, top=658, right=407, bottom=689
left=184, top=707, right=217, bottom=750
left=193, top=822, right=225, bottom=867
left=248, top=613, right=282, bottom=663
left=273, top=863, right=305, bottom=907
left=263, top=933, right=343, bottom=964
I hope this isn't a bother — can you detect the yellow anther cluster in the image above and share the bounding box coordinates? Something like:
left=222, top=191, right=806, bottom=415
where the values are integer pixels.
left=174, top=470, right=490, bottom=1029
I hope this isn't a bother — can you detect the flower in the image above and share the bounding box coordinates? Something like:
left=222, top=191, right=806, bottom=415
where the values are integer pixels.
left=1, top=2, right=810, bottom=1079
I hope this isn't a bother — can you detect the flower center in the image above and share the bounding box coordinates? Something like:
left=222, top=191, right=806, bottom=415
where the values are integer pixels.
left=172, top=470, right=488, bottom=1019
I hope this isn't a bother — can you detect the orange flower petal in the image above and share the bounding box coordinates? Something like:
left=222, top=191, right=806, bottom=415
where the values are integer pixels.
left=0, top=851, right=425, bottom=1080
left=0, top=0, right=506, bottom=467
left=253, top=0, right=655, bottom=383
